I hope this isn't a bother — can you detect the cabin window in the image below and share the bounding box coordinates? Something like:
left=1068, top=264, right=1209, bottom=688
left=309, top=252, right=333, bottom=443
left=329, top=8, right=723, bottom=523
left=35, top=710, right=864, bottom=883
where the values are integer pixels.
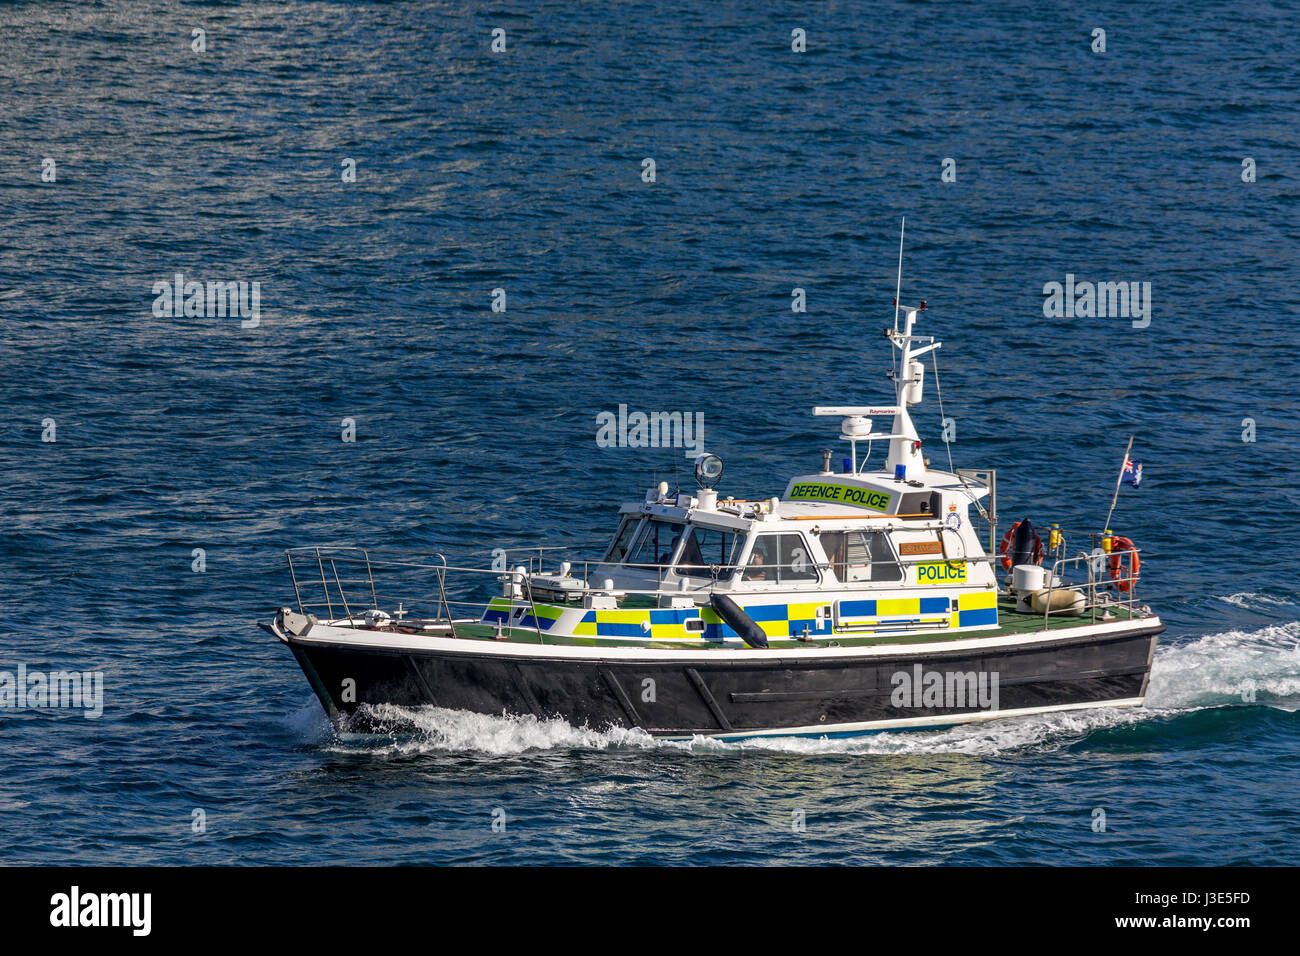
left=743, top=534, right=818, bottom=583
left=623, top=518, right=684, bottom=570
left=821, top=530, right=903, bottom=583
left=604, top=517, right=642, bottom=563
left=676, top=524, right=744, bottom=577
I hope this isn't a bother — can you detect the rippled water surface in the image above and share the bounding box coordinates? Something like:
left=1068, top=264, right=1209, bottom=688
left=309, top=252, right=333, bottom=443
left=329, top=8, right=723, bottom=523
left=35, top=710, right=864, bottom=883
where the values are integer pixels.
left=1, top=0, right=1298, bottom=865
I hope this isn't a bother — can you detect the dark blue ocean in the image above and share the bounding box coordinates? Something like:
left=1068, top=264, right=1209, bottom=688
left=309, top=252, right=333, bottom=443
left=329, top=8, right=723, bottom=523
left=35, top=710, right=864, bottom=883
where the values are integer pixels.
left=2, top=0, right=1298, bottom=865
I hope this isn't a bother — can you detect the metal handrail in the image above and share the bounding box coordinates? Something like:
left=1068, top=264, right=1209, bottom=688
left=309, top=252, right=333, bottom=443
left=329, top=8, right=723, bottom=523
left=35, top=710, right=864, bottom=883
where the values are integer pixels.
left=1037, top=547, right=1144, bottom=626
left=284, top=547, right=976, bottom=633
left=284, top=538, right=1148, bottom=632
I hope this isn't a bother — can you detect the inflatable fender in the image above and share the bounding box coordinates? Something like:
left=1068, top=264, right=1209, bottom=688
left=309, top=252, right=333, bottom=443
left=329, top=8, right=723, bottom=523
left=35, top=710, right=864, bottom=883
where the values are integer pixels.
left=710, top=594, right=769, bottom=649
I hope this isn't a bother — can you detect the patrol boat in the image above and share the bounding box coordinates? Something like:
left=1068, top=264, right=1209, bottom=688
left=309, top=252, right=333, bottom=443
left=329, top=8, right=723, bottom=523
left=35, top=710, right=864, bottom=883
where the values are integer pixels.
left=265, top=292, right=1164, bottom=740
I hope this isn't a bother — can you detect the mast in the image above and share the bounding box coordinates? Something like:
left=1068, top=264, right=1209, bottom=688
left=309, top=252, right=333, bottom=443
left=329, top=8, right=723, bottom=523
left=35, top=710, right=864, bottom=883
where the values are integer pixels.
left=813, top=221, right=939, bottom=479
left=885, top=304, right=925, bottom=479
left=884, top=219, right=928, bottom=480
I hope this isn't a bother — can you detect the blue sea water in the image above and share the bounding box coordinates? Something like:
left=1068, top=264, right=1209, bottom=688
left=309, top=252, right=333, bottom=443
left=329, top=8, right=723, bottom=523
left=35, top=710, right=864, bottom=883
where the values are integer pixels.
left=1, top=0, right=1298, bottom=865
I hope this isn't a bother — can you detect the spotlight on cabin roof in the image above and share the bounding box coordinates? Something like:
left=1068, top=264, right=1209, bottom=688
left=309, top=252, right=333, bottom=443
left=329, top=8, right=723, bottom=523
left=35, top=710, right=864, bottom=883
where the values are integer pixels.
left=694, top=453, right=724, bottom=489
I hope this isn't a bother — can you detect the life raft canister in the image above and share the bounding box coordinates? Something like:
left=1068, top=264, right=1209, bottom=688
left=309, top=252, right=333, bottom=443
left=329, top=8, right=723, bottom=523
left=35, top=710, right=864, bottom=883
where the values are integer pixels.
left=1107, top=535, right=1140, bottom=592
left=999, top=519, right=1045, bottom=573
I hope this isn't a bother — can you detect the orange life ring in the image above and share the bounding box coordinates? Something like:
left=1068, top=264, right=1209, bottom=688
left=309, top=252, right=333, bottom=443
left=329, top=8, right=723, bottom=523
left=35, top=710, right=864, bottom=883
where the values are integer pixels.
left=1108, top=536, right=1140, bottom=592
left=999, top=521, right=1044, bottom=573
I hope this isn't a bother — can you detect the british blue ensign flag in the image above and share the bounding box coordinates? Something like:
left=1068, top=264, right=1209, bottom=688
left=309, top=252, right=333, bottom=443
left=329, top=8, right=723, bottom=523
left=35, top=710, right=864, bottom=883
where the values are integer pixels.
left=1122, top=457, right=1143, bottom=488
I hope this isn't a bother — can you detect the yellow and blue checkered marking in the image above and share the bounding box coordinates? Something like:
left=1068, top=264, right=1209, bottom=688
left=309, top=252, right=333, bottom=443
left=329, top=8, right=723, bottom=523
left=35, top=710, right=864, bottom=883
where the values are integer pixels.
left=484, top=590, right=997, bottom=640
left=573, top=601, right=833, bottom=641
left=840, top=596, right=952, bottom=617
left=836, top=596, right=953, bottom=630
left=955, top=589, right=998, bottom=627
left=482, top=598, right=564, bottom=631
left=835, top=592, right=995, bottom=630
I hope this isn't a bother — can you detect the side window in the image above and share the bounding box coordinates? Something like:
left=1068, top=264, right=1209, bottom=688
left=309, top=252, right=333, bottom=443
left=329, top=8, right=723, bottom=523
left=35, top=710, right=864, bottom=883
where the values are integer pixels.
left=843, top=533, right=872, bottom=581
left=821, top=531, right=846, bottom=578
left=867, top=531, right=903, bottom=582
left=744, top=534, right=818, bottom=583
left=605, top=517, right=641, bottom=563
left=827, top=530, right=902, bottom=583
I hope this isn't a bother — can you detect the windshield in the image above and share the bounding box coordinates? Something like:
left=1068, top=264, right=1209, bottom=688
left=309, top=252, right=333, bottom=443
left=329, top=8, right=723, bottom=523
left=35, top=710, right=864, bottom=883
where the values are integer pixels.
left=623, top=518, right=684, bottom=570
left=604, top=516, right=641, bottom=563
left=675, top=524, right=744, bottom=577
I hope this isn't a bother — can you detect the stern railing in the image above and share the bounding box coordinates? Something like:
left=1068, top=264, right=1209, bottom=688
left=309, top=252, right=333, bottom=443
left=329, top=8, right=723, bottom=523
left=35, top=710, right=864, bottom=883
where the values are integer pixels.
left=1035, top=546, right=1145, bottom=626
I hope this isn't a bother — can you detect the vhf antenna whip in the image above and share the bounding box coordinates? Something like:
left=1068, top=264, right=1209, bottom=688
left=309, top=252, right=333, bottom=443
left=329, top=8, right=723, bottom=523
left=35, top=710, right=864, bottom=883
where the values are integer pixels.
left=893, top=217, right=905, bottom=334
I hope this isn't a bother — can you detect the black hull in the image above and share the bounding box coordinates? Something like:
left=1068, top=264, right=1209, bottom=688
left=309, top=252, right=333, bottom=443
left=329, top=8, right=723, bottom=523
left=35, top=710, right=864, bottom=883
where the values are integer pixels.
left=285, top=624, right=1163, bottom=738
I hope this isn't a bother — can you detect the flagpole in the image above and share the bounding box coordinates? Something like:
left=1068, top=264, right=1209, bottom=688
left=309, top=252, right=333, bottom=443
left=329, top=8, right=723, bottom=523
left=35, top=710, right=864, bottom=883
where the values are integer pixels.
left=1102, top=435, right=1134, bottom=533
